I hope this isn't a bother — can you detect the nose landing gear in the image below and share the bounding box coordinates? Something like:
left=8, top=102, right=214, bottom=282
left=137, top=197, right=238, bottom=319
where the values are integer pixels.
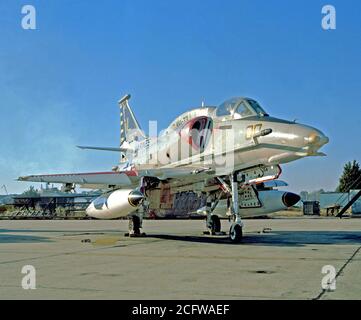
left=229, top=223, right=243, bottom=243
left=229, top=173, right=243, bottom=243
left=202, top=173, right=244, bottom=242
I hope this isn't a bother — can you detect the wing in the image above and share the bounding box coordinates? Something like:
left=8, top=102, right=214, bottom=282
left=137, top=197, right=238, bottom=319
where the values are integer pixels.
left=17, top=166, right=213, bottom=189
left=18, top=171, right=139, bottom=189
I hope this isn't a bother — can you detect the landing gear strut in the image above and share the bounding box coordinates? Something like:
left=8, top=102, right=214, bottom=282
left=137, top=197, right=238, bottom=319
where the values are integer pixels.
left=229, top=172, right=243, bottom=243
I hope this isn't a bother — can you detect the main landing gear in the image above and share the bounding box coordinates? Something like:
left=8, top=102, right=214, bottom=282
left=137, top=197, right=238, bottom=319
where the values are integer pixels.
left=125, top=214, right=146, bottom=237
left=206, top=214, right=221, bottom=235
left=202, top=193, right=225, bottom=236
left=126, top=178, right=149, bottom=238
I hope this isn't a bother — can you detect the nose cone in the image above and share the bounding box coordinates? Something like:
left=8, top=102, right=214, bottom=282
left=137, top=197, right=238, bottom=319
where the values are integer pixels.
left=282, top=192, right=301, bottom=207
left=291, top=123, right=329, bottom=154
left=305, top=131, right=329, bottom=148
left=128, top=190, right=144, bottom=207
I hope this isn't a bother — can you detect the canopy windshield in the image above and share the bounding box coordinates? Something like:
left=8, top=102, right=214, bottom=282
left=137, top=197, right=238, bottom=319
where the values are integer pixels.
left=216, top=98, right=268, bottom=119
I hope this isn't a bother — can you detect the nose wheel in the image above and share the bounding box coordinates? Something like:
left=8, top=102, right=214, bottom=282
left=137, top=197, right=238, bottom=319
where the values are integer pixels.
left=229, top=223, right=243, bottom=243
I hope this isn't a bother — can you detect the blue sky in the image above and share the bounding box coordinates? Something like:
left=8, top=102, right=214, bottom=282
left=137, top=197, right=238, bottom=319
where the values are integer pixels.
left=0, top=0, right=360, bottom=194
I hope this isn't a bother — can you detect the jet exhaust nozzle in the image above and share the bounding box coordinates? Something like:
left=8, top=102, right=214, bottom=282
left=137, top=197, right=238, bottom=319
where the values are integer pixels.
left=282, top=192, right=301, bottom=208
left=128, top=190, right=145, bottom=207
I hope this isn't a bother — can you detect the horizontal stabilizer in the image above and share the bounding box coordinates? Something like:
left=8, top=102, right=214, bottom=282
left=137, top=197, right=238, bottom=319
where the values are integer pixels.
left=77, top=146, right=132, bottom=153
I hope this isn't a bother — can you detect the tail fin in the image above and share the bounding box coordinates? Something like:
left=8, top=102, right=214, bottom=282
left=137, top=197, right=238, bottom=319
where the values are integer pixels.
left=118, top=94, right=145, bottom=146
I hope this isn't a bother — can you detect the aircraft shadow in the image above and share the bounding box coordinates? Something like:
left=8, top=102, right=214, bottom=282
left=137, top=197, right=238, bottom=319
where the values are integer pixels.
left=0, top=233, right=52, bottom=244
left=2, top=229, right=361, bottom=247
left=0, top=229, right=117, bottom=234
left=147, top=231, right=361, bottom=247
left=0, top=229, right=116, bottom=244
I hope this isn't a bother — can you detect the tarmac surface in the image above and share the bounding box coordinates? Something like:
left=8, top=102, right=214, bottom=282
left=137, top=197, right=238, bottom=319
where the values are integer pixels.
left=0, top=218, right=361, bottom=300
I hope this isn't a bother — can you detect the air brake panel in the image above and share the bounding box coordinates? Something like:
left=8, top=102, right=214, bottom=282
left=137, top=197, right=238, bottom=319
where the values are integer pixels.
left=237, top=165, right=282, bottom=185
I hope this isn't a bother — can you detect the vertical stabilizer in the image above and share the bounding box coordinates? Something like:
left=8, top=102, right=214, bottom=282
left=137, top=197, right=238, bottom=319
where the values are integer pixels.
left=118, top=94, right=145, bottom=146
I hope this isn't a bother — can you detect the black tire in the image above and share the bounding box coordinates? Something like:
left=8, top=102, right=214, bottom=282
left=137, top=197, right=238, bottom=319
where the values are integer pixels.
left=207, top=215, right=221, bottom=234
left=129, top=215, right=141, bottom=235
left=229, top=224, right=243, bottom=243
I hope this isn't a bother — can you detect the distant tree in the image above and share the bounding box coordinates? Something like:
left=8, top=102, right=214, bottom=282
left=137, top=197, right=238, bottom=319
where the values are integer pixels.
left=337, top=160, right=361, bottom=193
left=22, top=186, right=40, bottom=197
left=300, top=191, right=309, bottom=201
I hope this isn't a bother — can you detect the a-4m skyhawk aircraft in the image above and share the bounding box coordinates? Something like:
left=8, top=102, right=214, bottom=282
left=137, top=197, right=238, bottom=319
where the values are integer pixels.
left=19, top=95, right=329, bottom=242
